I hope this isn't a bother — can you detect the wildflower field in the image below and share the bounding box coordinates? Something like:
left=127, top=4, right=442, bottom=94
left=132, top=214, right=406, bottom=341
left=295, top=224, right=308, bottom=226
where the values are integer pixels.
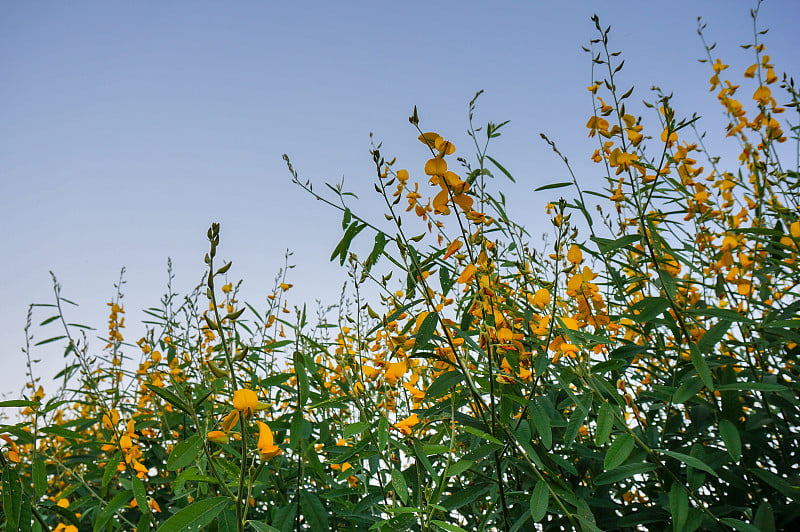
left=2, top=7, right=799, bottom=532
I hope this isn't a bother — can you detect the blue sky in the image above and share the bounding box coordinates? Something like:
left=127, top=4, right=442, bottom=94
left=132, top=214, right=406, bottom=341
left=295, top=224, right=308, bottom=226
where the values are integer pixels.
left=2, top=1, right=798, bottom=398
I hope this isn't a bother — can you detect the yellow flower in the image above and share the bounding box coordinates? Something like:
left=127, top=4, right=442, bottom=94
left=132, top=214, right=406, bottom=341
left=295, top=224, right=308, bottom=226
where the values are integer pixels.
left=753, top=85, right=773, bottom=106
left=432, top=187, right=451, bottom=214
left=221, top=410, right=240, bottom=432
left=531, top=288, right=550, bottom=308
left=102, top=409, right=120, bottom=430
left=567, top=244, right=583, bottom=264
left=790, top=221, right=800, bottom=239
left=2, top=435, right=20, bottom=463
left=418, top=132, right=441, bottom=147
left=434, top=137, right=456, bottom=155
left=443, top=239, right=462, bottom=260
left=232, top=389, right=266, bottom=417
left=119, top=435, right=133, bottom=451
left=385, top=360, right=408, bottom=384
left=457, top=264, right=476, bottom=284
left=256, top=421, right=281, bottom=460
left=207, top=430, right=229, bottom=444
left=424, top=157, right=448, bottom=176
left=394, top=413, right=419, bottom=435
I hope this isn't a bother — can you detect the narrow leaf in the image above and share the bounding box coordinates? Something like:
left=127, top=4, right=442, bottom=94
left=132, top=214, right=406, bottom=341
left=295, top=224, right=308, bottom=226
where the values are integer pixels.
left=534, top=181, right=573, bottom=192
left=299, top=491, right=329, bottom=531
left=391, top=469, right=409, bottom=504
left=604, top=433, right=634, bottom=470
left=659, top=450, right=719, bottom=477
left=155, top=497, right=230, bottom=532
left=167, top=435, right=202, bottom=471
left=530, top=480, right=549, bottom=522
left=719, top=419, right=741, bottom=461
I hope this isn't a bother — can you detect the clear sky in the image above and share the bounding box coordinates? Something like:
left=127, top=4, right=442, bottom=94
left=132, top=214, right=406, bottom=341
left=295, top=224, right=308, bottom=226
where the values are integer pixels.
left=2, top=1, right=798, bottom=399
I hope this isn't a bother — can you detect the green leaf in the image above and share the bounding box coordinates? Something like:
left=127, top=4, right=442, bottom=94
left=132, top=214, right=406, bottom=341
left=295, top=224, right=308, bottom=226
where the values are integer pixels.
left=341, top=207, right=351, bottom=229
left=432, top=520, right=469, bottom=532
left=673, top=377, right=704, bottom=404
left=93, top=489, right=133, bottom=532
left=719, top=518, right=761, bottom=532
left=155, top=497, right=230, bottom=532
left=330, top=220, right=366, bottom=265
left=308, top=396, right=352, bottom=410
left=343, top=421, right=370, bottom=438
left=530, top=480, right=549, bottom=522
left=628, top=297, right=669, bottom=323
left=137, top=510, right=152, bottom=532
left=167, top=434, right=202, bottom=471
left=145, top=384, right=191, bottom=414
left=0, top=400, right=38, bottom=408
left=299, top=491, right=329, bottom=531
left=40, top=425, right=82, bottom=440
left=534, top=181, right=572, bottom=192
left=684, top=307, right=754, bottom=324
left=2, top=465, right=23, bottom=531
left=595, top=403, right=613, bottom=446
left=391, top=469, right=409, bottom=504
left=749, top=468, right=800, bottom=501
left=426, top=370, right=464, bottom=399
left=248, top=522, right=282, bottom=532
left=216, top=509, right=237, bottom=531
left=486, top=155, right=516, bottom=182
left=593, top=234, right=640, bottom=253
left=422, top=444, right=450, bottom=455
left=563, top=405, right=588, bottom=449
left=754, top=502, right=775, bottom=532
left=32, top=456, right=46, bottom=497
left=604, top=433, right=634, bottom=470
left=698, top=320, right=731, bottom=353
left=290, top=410, right=304, bottom=448
left=365, top=232, right=387, bottom=271
left=716, top=382, right=786, bottom=392
left=102, top=451, right=122, bottom=491
left=40, top=500, right=81, bottom=528
left=719, top=419, right=741, bottom=461
left=34, top=335, right=66, bottom=346
left=378, top=416, right=389, bottom=451
left=272, top=502, right=297, bottom=532
left=689, top=345, right=714, bottom=391
left=414, top=312, right=439, bottom=351
left=19, top=497, right=32, bottom=532
left=574, top=514, right=603, bottom=532
left=293, top=351, right=309, bottom=405
left=594, top=463, right=656, bottom=485
left=460, top=425, right=502, bottom=445
left=445, top=459, right=474, bottom=477
left=131, top=475, right=149, bottom=517
left=669, top=483, right=689, bottom=531
left=658, top=450, right=719, bottom=477
left=530, top=399, right=552, bottom=449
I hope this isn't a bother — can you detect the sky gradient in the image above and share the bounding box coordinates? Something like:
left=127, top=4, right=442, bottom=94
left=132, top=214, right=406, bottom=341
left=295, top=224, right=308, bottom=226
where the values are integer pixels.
left=2, top=1, right=798, bottom=398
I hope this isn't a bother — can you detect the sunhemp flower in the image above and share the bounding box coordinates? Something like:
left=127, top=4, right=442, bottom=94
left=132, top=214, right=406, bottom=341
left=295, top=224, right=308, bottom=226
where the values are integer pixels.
left=256, top=421, right=281, bottom=460
left=567, top=244, right=583, bottom=264
left=208, top=410, right=240, bottom=444
left=1, top=435, right=20, bottom=462
left=232, top=388, right=267, bottom=418
left=531, top=288, right=551, bottom=308
left=207, top=430, right=229, bottom=444
left=101, top=409, right=120, bottom=430
left=394, top=413, right=420, bottom=435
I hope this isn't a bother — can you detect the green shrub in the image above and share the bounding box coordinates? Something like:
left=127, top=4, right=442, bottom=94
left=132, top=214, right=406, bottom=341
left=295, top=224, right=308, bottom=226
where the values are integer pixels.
left=2, top=7, right=799, bottom=532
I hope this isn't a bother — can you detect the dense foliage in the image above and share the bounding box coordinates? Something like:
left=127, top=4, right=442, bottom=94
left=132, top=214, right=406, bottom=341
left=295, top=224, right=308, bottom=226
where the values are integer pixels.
left=2, top=9, right=799, bottom=532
